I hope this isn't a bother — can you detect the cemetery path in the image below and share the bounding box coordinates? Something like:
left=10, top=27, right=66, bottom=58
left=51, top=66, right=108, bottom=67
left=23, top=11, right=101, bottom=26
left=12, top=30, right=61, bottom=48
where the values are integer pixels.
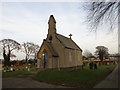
left=94, top=64, right=119, bottom=88
left=2, top=77, right=69, bottom=88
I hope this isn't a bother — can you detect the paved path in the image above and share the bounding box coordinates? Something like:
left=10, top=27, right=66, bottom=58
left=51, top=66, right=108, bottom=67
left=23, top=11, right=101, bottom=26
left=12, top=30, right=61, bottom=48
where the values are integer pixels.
left=2, top=77, right=69, bottom=88
left=94, top=64, right=118, bottom=88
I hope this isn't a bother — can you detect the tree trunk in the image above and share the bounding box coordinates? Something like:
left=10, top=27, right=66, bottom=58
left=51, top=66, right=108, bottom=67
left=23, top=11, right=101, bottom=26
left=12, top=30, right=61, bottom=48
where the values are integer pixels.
left=25, top=56, right=28, bottom=63
left=3, top=47, right=11, bottom=67
left=7, top=48, right=11, bottom=66
left=99, top=54, right=104, bottom=65
left=3, top=47, right=7, bottom=66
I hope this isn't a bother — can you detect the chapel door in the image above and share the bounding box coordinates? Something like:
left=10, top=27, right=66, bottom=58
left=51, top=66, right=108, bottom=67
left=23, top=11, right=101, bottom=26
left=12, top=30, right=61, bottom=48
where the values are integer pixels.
left=42, top=51, right=48, bottom=68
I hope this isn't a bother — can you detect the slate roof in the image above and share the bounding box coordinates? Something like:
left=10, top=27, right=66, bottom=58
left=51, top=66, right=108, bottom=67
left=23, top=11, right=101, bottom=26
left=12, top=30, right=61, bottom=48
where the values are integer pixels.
left=56, top=34, right=82, bottom=51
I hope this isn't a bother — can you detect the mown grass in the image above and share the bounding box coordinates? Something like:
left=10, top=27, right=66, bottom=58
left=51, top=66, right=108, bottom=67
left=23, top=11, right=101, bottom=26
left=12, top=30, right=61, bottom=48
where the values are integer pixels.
left=32, top=64, right=116, bottom=88
left=2, top=70, right=28, bottom=77
left=2, top=65, right=37, bottom=78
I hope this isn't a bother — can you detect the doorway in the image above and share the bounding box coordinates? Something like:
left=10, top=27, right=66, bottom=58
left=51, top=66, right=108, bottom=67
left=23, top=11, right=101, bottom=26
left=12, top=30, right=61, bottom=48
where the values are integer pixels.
left=42, top=50, right=48, bottom=68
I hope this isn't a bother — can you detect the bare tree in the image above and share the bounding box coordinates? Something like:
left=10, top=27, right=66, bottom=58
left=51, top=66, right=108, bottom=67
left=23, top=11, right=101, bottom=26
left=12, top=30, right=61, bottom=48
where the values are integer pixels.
left=32, top=43, right=39, bottom=60
left=95, top=46, right=109, bottom=61
left=0, top=39, right=21, bottom=66
left=86, top=0, right=119, bottom=32
left=22, top=42, right=39, bottom=62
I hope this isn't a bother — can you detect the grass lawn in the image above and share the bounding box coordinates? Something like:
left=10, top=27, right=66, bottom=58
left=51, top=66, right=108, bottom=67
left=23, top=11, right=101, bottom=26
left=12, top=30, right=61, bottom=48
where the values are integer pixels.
left=2, top=65, right=37, bottom=78
left=3, top=70, right=28, bottom=77
left=32, top=64, right=117, bottom=88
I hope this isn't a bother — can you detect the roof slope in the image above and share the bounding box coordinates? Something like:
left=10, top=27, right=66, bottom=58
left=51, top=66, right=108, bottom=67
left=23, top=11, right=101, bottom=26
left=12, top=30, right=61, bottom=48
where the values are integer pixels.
left=38, top=40, right=58, bottom=58
left=45, top=41, right=58, bottom=57
left=56, top=34, right=82, bottom=51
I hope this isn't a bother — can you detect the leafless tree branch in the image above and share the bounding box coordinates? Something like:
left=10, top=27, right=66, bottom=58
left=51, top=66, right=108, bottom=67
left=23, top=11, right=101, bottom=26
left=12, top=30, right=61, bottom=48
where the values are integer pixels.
left=86, top=0, right=119, bottom=32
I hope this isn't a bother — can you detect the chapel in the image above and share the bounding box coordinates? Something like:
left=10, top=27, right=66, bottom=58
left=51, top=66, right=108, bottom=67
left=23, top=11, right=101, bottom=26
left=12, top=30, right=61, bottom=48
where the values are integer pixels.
left=37, top=15, right=83, bottom=70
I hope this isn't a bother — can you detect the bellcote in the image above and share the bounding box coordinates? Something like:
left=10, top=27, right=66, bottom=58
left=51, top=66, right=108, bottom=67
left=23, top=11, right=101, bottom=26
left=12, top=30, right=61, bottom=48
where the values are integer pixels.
left=48, top=15, right=56, bottom=24
left=48, top=15, right=56, bottom=33
left=47, top=15, right=56, bottom=41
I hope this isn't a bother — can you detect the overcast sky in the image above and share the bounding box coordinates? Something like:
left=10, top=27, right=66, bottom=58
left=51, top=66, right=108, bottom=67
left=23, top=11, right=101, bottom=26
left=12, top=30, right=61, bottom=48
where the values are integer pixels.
left=0, top=1, right=118, bottom=60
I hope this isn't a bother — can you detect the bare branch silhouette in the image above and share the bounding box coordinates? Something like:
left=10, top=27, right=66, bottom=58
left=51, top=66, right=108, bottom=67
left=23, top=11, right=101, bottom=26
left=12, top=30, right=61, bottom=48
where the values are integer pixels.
left=86, top=0, right=119, bottom=32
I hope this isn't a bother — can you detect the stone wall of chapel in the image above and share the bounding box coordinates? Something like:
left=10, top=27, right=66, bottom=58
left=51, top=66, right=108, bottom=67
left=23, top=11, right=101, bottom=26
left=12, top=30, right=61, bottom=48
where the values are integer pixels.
left=37, top=42, right=55, bottom=68
left=64, top=48, right=83, bottom=67
left=51, top=36, right=65, bottom=68
left=77, top=50, right=83, bottom=66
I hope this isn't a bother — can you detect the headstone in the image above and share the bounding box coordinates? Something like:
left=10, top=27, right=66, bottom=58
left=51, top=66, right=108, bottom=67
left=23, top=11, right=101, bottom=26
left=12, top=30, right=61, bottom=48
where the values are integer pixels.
left=10, top=68, right=13, bottom=71
left=28, top=68, right=30, bottom=71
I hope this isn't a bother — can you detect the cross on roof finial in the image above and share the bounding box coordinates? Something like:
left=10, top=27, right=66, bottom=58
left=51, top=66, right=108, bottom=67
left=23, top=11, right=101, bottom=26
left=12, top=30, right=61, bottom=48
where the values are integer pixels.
left=69, top=34, right=72, bottom=39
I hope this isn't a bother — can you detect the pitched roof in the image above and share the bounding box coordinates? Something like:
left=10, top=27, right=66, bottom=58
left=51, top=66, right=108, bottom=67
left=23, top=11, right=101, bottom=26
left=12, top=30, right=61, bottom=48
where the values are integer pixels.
left=56, top=34, right=82, bottom=51
left=45, top=41, right=58, bottom=57
left=37, top=40, right=58, bottom=58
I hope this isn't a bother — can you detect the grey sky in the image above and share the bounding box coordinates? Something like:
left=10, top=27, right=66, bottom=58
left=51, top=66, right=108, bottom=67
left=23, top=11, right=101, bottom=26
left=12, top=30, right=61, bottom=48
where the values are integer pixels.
left=0, top=2, right=118, bottom=60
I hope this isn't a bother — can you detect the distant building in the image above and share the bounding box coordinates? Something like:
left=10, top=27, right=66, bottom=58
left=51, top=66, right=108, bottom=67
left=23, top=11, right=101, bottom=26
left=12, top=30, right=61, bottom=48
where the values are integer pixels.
left=37, top=15, right=83, bottom=70
left=109, top=54, right=119, bottom=62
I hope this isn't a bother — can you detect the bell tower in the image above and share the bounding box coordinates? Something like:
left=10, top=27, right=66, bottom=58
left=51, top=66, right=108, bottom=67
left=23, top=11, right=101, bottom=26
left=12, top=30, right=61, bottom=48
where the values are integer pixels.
left=47, top=15, right=56, bottom=41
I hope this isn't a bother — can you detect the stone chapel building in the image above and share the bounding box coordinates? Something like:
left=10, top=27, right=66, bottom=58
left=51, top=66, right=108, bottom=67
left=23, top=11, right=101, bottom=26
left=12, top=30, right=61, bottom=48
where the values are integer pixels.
left=37, top=15, right=83, bottom=70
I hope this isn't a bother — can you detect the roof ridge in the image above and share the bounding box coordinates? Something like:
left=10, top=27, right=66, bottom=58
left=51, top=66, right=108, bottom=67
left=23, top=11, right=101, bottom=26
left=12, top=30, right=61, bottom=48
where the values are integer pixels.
left=56, top=33, right=82, bottom=51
